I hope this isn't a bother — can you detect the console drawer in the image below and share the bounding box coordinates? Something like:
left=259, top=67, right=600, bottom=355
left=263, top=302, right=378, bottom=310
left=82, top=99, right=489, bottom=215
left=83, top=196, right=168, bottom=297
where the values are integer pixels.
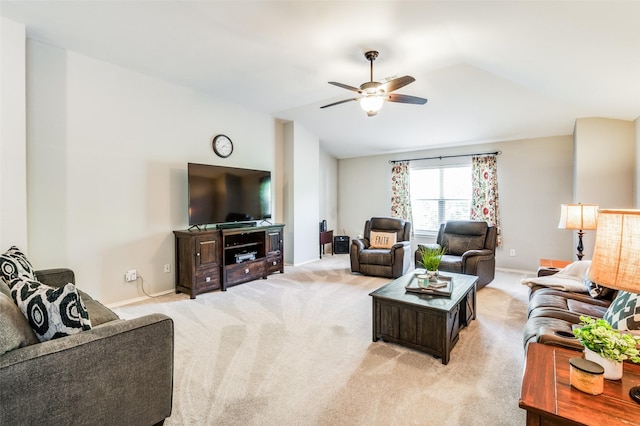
left=226, top=260, right=266, bottom=286
left=195, top=266, right=221, bottom=291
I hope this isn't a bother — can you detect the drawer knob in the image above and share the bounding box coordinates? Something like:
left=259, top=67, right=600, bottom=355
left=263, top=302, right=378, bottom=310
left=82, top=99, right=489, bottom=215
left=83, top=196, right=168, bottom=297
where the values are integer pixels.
left=245, top=268, right=249, bottom=274
left=273, top=261, right=277, bottom=266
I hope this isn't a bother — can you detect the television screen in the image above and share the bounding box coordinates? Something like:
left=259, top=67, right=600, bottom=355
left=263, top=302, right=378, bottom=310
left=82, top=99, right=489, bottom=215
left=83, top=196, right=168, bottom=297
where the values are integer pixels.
left=188, top=163, right=272, bottom=226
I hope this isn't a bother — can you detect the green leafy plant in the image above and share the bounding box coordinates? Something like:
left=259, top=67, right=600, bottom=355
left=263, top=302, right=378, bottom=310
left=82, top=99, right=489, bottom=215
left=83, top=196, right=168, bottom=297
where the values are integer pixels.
left=573, top=316, right=640, bottom=363
left=417, top=246, right=446, bottom=272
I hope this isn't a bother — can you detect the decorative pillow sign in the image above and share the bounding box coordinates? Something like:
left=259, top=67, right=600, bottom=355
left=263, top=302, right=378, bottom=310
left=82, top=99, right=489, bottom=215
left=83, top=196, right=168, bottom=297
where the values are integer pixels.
left=10, top=278, right=92, bottom=342
left=0, top=246, right=37, bottom=287
left=369, top=231, right=397, bottom=249
left=602, top=291, right=640, bottom=334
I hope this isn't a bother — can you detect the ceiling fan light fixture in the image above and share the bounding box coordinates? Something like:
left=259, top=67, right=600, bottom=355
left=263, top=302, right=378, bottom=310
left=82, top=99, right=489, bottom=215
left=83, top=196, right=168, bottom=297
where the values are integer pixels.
left=360, top=95, right=384, bottom=116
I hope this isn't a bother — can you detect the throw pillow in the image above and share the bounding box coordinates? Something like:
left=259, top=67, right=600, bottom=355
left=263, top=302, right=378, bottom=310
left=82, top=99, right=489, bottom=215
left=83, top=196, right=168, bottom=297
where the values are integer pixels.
left=602, top=291, right=640, bottom=335
left=369, top=231, right=397, bottom=249
left=0, top=292, right=38, bottom=355
left=583, top=267, right=615, bottom=299
left=0, top=246, right=37, bottom=287
left=10, top=278, right=92, bottom=342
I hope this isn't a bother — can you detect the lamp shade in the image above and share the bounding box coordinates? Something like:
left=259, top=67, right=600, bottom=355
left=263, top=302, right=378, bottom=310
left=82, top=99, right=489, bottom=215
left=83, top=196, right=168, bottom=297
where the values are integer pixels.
left=558, top=204, right=599, bottom=230
left=589, top=209, right=640, bottom=293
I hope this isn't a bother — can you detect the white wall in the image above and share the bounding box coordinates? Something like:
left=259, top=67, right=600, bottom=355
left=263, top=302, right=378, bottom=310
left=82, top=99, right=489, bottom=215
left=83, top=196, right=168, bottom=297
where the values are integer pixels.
left=319, top=148, right=338, bottom=235
left=283, top=121, right=320, bottom=265
left=338, top=136, right=575, bottom=271
left=0, top=17, right=27, bottom=249
left=26, top=40, right=276, bottom=304
left=574, top=117, right=636, bottom=257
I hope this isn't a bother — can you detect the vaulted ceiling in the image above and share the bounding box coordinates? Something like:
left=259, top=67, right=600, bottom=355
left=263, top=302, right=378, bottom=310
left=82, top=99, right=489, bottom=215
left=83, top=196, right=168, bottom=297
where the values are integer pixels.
left=2, top=1, right=639, bottom=158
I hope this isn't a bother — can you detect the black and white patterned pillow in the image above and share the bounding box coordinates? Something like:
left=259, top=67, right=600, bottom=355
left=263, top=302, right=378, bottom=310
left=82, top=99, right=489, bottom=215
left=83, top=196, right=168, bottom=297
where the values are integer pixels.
left=0, top=246, right=36, bottom=287
left=603, top=291, right=640, bottom=335
left=10, top=278, right=92, bottom=342
left=583, top=267, right=615, bottom=299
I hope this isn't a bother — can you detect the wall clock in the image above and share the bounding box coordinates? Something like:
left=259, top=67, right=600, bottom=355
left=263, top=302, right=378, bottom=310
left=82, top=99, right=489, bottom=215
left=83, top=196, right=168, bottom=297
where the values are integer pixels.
left=212, top=134, right=233, bottom=158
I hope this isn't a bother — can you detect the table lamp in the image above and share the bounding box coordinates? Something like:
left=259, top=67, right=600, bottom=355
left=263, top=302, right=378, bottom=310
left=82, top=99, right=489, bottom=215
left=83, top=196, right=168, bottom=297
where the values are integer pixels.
left=588, top=209, right=640, bottom=404
left=558, top=203, right=599, bottom=260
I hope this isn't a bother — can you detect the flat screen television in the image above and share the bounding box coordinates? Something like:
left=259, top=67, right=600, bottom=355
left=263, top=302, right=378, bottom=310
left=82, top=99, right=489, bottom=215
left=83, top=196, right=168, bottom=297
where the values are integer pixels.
left=188, top=163, right=272, bottom=226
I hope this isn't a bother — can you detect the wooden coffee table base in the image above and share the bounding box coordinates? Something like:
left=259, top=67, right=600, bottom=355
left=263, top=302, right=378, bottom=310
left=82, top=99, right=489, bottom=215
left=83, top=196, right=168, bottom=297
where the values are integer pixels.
left=370, top=272, right=477, bottom=365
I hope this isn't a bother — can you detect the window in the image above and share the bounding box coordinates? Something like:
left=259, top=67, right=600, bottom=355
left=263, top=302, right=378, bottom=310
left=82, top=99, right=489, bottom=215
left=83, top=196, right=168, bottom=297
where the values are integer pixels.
left=410, top=165, right=472, bottom=233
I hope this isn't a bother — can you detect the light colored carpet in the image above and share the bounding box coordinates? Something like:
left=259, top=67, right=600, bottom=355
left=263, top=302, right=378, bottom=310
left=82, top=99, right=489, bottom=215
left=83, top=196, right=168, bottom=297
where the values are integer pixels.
left=115, top=255, right=531, bottom=425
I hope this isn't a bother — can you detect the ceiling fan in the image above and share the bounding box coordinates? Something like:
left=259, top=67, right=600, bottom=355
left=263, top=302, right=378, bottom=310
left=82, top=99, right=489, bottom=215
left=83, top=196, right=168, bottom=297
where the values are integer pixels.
left=321, top=50, right=428, bottom=117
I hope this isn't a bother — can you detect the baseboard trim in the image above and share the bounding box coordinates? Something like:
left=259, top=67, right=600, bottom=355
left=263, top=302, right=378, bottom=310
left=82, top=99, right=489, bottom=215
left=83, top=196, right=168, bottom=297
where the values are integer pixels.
left=496, top=266, right=536, bottom=275
left=107, top=289, right=174, bottom=309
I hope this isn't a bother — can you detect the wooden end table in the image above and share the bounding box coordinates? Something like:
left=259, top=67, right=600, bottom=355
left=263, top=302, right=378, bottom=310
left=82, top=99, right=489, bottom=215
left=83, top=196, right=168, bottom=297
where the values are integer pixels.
left=537, top=258, right=572, bottom=277
left=520, top=343, right=640, bottom=425
left=319, top=230, right=333, bottom=258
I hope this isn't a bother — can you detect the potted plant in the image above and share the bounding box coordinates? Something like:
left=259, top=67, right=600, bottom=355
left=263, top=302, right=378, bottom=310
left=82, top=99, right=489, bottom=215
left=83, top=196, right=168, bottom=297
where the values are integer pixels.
left=573, top=315, right=640, bottom=380
left=417, top=246, right=446, bottom=280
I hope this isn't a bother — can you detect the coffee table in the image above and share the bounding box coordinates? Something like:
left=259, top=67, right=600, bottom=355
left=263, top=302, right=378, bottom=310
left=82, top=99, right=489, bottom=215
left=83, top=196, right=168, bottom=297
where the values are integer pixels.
left=369, top=271, right=477, bottom=365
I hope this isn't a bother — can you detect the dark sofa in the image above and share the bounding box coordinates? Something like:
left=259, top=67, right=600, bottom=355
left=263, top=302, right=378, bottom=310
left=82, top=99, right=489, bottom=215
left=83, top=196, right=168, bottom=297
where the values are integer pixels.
left=522, top=263, right=616, bottom=352
left=0, top=268, right=174, bottom=426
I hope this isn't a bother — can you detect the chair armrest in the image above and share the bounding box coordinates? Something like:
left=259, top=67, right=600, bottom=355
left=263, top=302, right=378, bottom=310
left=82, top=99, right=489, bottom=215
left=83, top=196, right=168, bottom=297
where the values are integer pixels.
left=0, top=313, right=174, bottom=425
left=391, top=241, right=411, bottom=250
left=461, top=249, right=493, bottom=261
left=417, top=243, right=442, bottom=251
left=352, top=238, right=369, bottom=250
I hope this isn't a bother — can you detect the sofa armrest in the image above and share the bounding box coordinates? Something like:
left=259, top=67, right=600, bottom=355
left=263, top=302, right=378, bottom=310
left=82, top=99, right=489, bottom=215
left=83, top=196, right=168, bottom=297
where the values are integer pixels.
left=0, top=313, right=174, bottom=426
left=34, top=268, right=75, bottom=288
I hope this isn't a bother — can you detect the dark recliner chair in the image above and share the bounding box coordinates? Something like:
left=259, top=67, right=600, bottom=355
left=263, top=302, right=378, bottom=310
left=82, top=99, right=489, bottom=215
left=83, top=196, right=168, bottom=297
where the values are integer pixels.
left=350, top=217, right=411, bottom=278
left=415, top=220, right=497, bottom=289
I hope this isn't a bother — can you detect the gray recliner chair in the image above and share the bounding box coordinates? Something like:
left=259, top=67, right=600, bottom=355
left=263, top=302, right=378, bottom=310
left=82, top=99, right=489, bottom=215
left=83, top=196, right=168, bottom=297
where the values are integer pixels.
left=350, top=217, right=412, bottom=278
left=415, top=220, right=497, bottom=289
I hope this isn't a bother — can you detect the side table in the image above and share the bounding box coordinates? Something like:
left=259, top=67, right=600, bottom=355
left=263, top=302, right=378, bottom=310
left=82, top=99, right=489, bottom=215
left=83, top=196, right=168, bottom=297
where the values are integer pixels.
left=520, top=343, right=640, bottom=425
left=537, top=258, right=572, bottom=277
left=320, top=230, right=333, bottom=258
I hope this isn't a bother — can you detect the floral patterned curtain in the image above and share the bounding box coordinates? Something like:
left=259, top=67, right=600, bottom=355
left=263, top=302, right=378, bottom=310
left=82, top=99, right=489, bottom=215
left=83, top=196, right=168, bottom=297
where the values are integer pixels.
left=471, top=155, right=502, bottom=246
left=391, top=161, right=413, bottom=221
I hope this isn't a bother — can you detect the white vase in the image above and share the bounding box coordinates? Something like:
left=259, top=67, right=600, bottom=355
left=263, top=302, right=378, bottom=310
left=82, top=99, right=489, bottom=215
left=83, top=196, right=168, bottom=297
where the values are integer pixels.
left=584, top=347, right=623, bottom=380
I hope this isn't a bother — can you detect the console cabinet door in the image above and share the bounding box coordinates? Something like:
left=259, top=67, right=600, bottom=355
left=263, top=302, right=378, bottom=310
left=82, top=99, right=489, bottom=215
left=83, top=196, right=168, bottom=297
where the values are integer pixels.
left=266, top=228, right=282, bottom=255
left=195, top=235, right=219, bottom=268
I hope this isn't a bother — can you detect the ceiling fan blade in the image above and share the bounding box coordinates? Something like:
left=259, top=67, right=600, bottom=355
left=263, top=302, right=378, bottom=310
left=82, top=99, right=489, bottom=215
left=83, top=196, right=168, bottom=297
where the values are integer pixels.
left=320, top=98, right=360, bottom=109
left=328, top=82, right=361, bottom=92
left=381, top=76, right=415, bottom=93
left=388, top=93, right=428, bottom=105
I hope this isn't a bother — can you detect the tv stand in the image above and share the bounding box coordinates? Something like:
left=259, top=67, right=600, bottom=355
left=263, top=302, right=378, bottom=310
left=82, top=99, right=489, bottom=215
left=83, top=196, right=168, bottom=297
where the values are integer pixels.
left=173, top=223, right=284, bottom=298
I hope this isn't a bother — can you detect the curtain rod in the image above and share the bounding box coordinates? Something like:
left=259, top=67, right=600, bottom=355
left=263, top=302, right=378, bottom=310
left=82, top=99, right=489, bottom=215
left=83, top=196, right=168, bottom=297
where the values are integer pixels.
left=388, top=150, right=501, bottom=164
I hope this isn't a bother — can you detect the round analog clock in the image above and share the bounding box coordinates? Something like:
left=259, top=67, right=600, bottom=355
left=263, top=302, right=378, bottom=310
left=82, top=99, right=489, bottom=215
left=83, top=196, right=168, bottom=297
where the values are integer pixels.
left=212, top=134, right=233, bottom=158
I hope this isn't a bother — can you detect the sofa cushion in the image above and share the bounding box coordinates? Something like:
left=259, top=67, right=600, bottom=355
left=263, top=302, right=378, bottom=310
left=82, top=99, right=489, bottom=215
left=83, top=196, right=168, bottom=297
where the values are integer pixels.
left=10, top=277, right=92, bottom=342
left=0, top=280, right=10, bottom=298
left=359, top=249, right=393, bottom=266
left=603, top=291, right=640, bottom=335
left=0, top=292, right=38, bottom=355
left=0, top=246, right=36, bottom=286
left=369, top=231, right=397, bottom=249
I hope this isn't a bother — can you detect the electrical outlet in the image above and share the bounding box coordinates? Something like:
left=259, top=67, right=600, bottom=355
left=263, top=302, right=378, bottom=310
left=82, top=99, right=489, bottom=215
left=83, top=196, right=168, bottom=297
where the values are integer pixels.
left=125, top=269, right=137, bottom=282
left=509, top=249, right=516, bottom=257
left=163, top=264, right=171, bottom=273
